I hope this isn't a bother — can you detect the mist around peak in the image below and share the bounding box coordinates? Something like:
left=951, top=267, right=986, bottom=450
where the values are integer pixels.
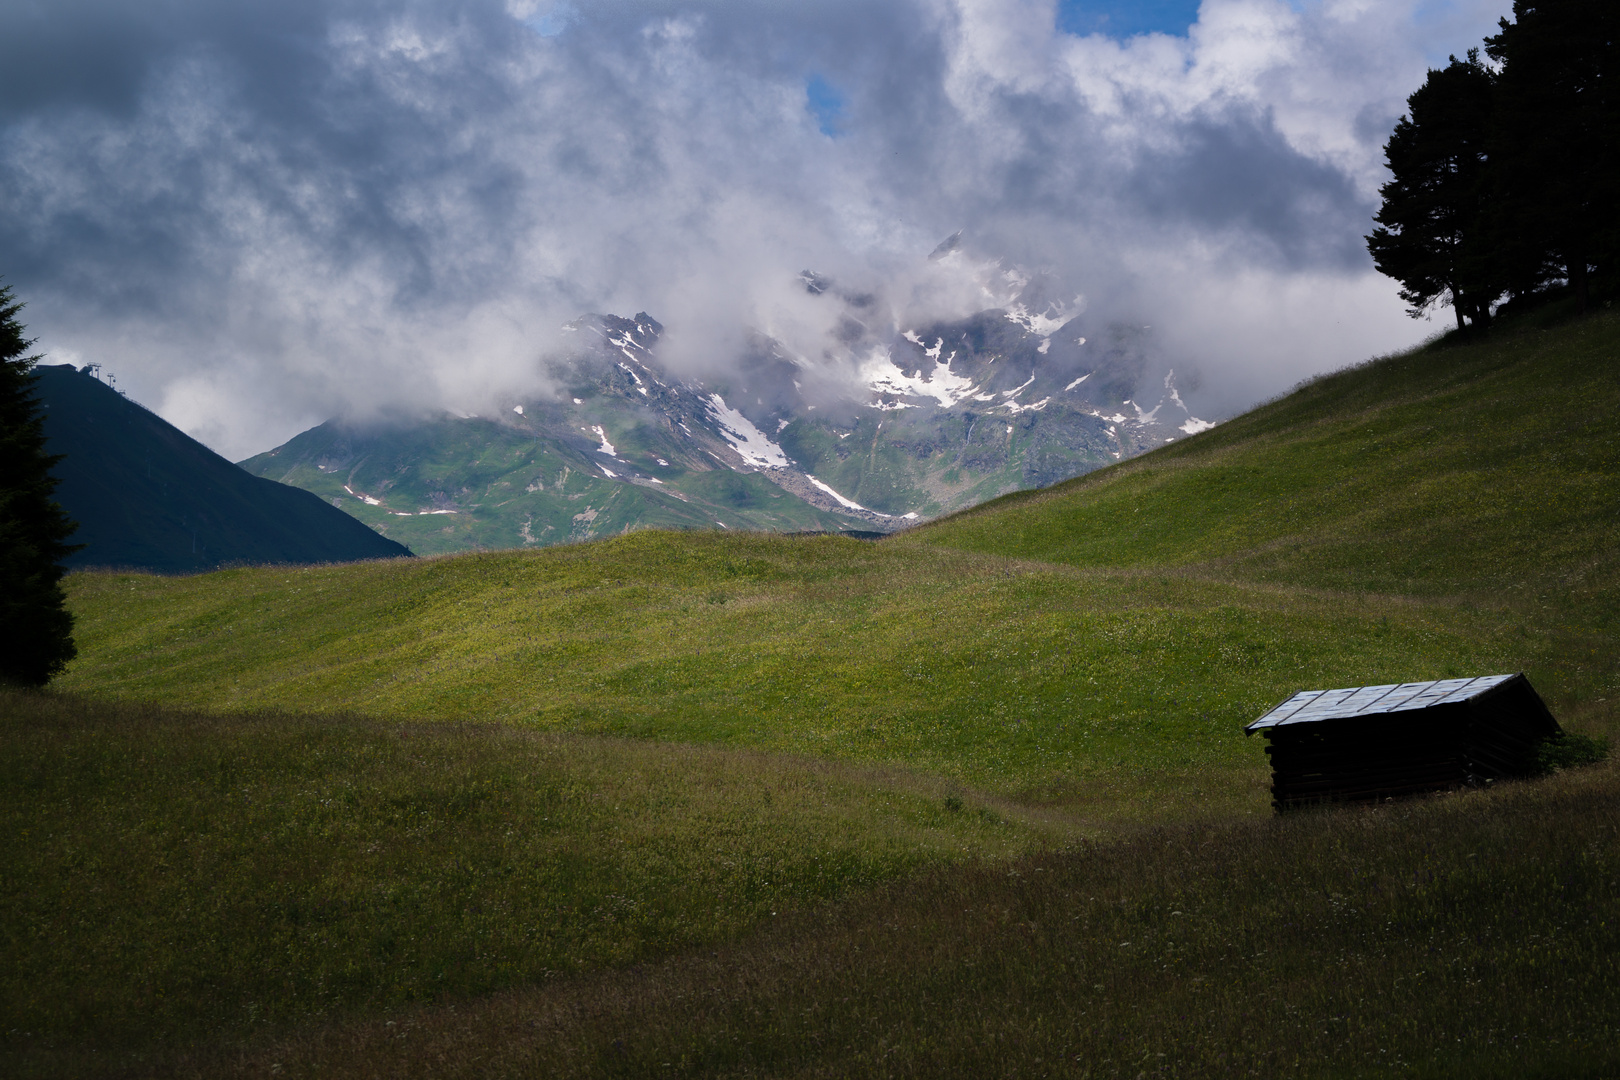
left=240, top=249, right=1225, bottom=552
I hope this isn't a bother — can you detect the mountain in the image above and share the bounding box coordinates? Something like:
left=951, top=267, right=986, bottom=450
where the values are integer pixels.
left=241, top=275, right=1213, bottom=554
left=237, top=323, right=870, bottom=556
left=35, top=364, right=411, bottom=572
left=731, top=281, right=1213, bottom=516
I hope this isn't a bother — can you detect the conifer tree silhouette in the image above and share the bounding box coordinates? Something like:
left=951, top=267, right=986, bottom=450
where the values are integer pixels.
left=0, top=283, right=80, bottom=685
left=1370, top=0, right=1617, bottom=323
left=1367, top=53, right=1499, bottom=330
left=1485, top=0, right=1619, bottom=312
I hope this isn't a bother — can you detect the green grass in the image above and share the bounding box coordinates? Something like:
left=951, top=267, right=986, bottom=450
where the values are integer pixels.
left=21, top=731, right=1619, bottom=1078
left=917, top=313, right=1620, bottom=612
left=9, top=308, right=1620, bottom=1075
left=176, top=763, right=1620, bottom=1080
left=1, top=691, right=1044, bottom=1068
left=58, top=533, right=1567, bottom=809
left=60, top=315, right=1620, bottom=798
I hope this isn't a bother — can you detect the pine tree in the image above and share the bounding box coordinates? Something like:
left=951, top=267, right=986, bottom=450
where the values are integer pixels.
left=1366, top=52, right=1501, bottom=330
left=0, top=283, right=80, bottom=686
left=1485, top=0, right=1619, bottom=312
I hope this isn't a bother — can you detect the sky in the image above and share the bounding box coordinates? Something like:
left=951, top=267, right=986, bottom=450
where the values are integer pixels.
left=0, top=0, right=1511, bottom=460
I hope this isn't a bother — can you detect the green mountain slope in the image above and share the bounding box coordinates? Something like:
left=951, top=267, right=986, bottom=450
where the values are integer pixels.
left=914, top=313, right=1620, bottom=610
left=240, top=410, right=859, bottom=556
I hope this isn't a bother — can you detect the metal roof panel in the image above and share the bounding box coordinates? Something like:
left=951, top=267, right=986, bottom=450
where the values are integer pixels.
left=1245, top=674, right=1524, bottom=732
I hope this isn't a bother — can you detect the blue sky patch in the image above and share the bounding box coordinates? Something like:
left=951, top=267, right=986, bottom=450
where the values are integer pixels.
left=1057, top=0, right=1204, bottom=39
left=806, top=74, right=846, bottom=137
left=524, top=3, right=575, bottom=38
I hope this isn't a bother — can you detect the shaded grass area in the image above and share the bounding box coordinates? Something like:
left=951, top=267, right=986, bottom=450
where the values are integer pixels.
left=0, top=691, right=1045, bottom=1071
left=131, top=761, right=1620, bottom=1079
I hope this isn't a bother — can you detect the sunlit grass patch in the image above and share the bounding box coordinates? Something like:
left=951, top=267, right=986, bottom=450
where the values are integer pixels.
left=59, top=539, right=1566, bottom=810
left=914, top=309, right=1620, bottom=612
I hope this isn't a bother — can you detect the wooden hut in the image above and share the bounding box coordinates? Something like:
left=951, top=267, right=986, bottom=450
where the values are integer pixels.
left=1245, top=674, right=1561, bottom=813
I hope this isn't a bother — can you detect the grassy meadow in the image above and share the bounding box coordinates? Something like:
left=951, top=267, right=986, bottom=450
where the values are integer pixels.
left=921, top=311, right=1620, bottom=609
left=6, top=309, right=1619, bottom=1076
left=1, top=692, right=1039, bottom=1058
left=55, top=532, right=1528, bottom=807
left=161, top=764, right=1620, bottom=1080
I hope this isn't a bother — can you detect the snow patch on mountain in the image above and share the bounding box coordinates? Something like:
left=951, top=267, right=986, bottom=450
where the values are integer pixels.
left=1005, top=301, right=1075, bottom=339
left=808, top=475, right=881, bottom=514
left=589, top=425, right=617, bottom=456
left=1002, top=373, right=1036, bottom=399
left=1003, top=396, right=1051, bottom=414
left=1161, top=371, right=1215, bottom=435
left=617, top=363, right=649, bottom=395
left=861, top=344, right=979, bottom=408
left=707, top=394, right=791, bottom=469
left=1164, top=371, right=1187, bottom=409
left=1127, top=398, right=1161, bottom=424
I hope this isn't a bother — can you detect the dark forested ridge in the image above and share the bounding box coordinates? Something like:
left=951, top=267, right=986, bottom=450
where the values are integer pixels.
left=1369, top=0, right=1618, bottom=327
left=35, top=364, right=411, bottom=572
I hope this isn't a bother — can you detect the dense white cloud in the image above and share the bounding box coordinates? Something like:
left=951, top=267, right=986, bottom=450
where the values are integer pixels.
left=0, top=0, right=1506, bottom=458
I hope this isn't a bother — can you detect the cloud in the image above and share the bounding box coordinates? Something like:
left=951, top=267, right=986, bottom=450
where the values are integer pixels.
left=0, top=0, right=1506, bottom=458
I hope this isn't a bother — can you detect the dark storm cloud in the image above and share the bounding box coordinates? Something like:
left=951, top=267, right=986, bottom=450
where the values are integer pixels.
left=1128, top=109, right=1370, bottom=270
left=0, top=0, right=1507, bottom=456
left=2, top=0, right=527, bottom=311
left=0, top=1, right=358, bottom=130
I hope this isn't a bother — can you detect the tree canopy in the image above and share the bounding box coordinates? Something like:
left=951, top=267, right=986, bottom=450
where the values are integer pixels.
left=1485, top=0, right=1620, bottom=310
left=1368, top=0, right=1618, bottom=326
left=0, top=283, right=80, bottom=686
left=1368, top=52, right=1499, bottom=330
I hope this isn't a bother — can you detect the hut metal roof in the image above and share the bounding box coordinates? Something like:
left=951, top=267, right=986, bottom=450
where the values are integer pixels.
left=1245, top=674, right=1520, bottom=734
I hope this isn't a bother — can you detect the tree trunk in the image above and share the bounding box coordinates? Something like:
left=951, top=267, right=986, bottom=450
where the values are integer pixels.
left=1568, top=244, right=1589, bottom=313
